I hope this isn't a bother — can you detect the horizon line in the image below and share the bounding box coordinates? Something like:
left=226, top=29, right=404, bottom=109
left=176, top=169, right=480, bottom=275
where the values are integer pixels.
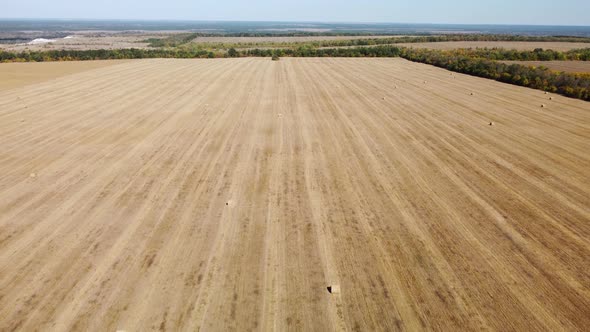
left=1, top=18, right=589, bottom=28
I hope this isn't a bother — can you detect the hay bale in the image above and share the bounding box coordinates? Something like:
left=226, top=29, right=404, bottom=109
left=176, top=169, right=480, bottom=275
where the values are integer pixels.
left=544, top=92, right=548, bottom=94
left=549, top=97, right=553, bottom=100
left=489, top=122, right=494, bottom=126
left=470, top=92, right=474, bottom=96
left=541, top=104, right=546, bottom=108
left=327, top=285, right=341, bottom=294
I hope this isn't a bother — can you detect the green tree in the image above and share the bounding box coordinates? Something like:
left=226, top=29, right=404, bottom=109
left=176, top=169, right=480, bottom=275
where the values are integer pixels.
left=227, top=48, right=238, bottom=57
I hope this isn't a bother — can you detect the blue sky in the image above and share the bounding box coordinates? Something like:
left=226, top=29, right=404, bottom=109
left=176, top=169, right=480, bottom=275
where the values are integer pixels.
left=2, top=0, right=589, bottom=26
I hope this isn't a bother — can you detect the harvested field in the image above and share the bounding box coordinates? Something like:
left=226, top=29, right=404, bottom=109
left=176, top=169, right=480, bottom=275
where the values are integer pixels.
left=398, top=41, right=590, bottom=51
left=0, top=60, right=128, bottom=90
left=501, top=60, right=590, bottom=74
left=0, top=58, right=589, bottom=331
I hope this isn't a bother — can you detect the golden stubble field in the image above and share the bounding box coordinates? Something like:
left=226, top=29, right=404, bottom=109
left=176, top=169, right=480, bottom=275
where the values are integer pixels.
left=0, top=60, right=129, bottom=90
left=0, top=58, right=589, bottom=331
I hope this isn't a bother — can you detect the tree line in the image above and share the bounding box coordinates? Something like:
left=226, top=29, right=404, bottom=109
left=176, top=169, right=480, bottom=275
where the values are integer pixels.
left=1, top=45, right=588, bottom=101
left=144, top=33, right=200, bottom=48
left=399, top=48, right=590, bottom=100
left=438, top=48, right=590, bottom=61
left=243, top=46, right=403, bottom=58
left=0, top=48, right=218, bottom=62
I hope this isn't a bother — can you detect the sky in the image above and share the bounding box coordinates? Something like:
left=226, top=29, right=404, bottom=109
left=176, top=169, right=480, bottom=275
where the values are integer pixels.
left=2, top=0, right=589, bottom=26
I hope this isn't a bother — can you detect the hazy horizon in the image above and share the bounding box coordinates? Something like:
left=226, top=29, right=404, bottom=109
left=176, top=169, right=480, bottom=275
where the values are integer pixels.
left=1, top=18, right=590, bottom=28
left=2, top=0, right=589, bottom=26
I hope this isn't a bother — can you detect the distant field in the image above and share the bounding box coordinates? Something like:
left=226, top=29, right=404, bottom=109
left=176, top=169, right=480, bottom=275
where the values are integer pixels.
left=398, top=41, right=590, bottom=51
left=191, top=35, right=408, bottom=44
left=1, top=58, right=589, bottom=331
left=4, top=34, right=590, bottom=53
left=0, top=33, right=159, bottom=52
left=0, top=60, right=128, bottom=90
left=0, top=34, right=410, bottom=52
left=2, top=19, right=590, bottom=36
left=501, top=60, right=590, bottom=73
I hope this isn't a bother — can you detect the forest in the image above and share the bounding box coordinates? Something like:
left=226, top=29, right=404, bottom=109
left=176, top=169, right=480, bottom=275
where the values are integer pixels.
left=399, top=48, right=590, bottom=100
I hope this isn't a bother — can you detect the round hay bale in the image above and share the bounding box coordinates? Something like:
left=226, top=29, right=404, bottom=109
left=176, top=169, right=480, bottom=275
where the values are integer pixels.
left=541, top=104, right=546, bottom=108
left=549, top=97, right=553, bottom=100
left=489, top=122, right=494, bottom=126
left=327, top=285, right=341, bottom=294
left=470, top=92, right=474, bottom=96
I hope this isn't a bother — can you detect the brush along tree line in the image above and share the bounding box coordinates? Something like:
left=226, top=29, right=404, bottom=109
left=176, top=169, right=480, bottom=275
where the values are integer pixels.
left=1, top=46, right=589, bottom=101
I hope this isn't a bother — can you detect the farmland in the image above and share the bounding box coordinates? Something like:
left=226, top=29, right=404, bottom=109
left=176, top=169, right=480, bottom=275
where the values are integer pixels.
left=398, top=41, right=590, bottom=51
left=0, top=58, right=589, bottom=331
left=0, top=32, right=159, bottom=52
left=501, top=60, right=590, bottom=74
left=0, top=60, right=127, bottom=90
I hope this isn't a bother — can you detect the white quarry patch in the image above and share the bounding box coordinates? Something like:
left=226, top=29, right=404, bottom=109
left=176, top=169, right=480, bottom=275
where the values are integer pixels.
left=27, top=38, right=56, bottom=45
